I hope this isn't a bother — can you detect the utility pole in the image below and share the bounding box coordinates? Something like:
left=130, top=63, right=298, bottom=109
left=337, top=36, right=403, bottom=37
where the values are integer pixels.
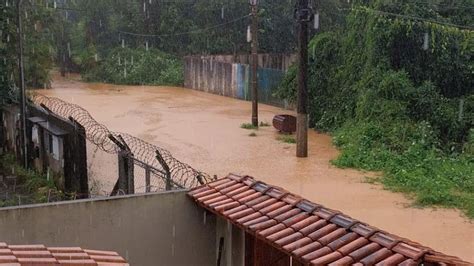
left=250, top=0, right=259, bottom=127
left=17, top=0, right=28, bottom=167
left=295, top=0, right=312, bottom=158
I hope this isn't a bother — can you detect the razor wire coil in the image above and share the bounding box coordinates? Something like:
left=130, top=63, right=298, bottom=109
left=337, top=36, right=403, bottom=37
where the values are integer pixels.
left=30, top=93, right=213, bottom=190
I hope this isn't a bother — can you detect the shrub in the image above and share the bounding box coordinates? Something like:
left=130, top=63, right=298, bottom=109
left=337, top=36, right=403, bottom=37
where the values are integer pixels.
left=83, top=47, right=184, bottom=86
left=276, top=2, right=474, bottom=217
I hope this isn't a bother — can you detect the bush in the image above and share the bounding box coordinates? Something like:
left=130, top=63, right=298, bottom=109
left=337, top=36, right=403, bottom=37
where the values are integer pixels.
left=0, top=154, right=64, bottom=207
left=276, top=2, right=474, bottom=218
left=83, top=47, right=184, bottom=86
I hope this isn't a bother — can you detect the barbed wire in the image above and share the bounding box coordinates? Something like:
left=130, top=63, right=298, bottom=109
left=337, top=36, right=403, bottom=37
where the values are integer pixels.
left=30, top=93, right=214, bottom=190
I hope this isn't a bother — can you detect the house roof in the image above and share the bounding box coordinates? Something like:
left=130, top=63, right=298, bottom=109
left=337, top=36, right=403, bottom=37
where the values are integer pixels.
left=0, top=242, right=128, bottom=265
left=188, top=174, right=471, bottom=266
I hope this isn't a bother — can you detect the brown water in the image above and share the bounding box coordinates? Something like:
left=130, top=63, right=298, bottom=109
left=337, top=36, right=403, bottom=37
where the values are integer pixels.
left=37, top=74, right=473, bottom=261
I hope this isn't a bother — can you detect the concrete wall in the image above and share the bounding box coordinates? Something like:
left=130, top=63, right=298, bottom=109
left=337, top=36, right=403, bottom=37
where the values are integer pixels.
left=0, top=191, right=216, bottom=266
left=184, top=55, right=292, bottom=108
left=187, top=54, right=296, bottom=71
left=215, top=216, right=245, bottom=266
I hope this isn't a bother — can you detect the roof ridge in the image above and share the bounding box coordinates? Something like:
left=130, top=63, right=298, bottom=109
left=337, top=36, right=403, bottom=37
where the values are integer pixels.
left=188, top=174, right=470, bottom=265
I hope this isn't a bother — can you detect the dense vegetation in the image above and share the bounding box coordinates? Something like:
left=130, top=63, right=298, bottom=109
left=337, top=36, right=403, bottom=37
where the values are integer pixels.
left=1, top=0, right=58, bottom=105
left=0, top=154, right=70, bottom=207
left=277, top=1, right=473, bottom=217
left=62, top=0, right=348, bottom=85
left=82, top=48, right=184, bottom=86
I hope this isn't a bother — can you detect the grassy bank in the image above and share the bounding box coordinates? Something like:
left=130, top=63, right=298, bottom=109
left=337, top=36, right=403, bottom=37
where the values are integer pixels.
left=277, top=2, right=473, bottom=218
left=333, top=123, right=473, bottom=218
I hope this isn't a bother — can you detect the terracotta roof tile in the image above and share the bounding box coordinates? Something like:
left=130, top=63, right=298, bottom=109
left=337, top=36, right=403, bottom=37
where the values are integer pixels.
left=273, top=208, right=301, bottom=222
left=317, top=228, right=347, bottom=246
left=337, top=237, right=370, bottom=256
left=289, top=216, right=319, bottom=231
left=307, top=224, right=338, bottom=241
left=242, top=216, right=268, bottom=227
left=375, top=253, right=406, bottom=265
left=348, top=242, right=381, bottom=261
left=222, top=205, right=246, bottom=216
left=259, top=202, right=288, bottom=216
left=0, top=244, right=127, bottom=266
left=292, top=242, right=322, bottom=257
left=16, top=258, right=58, bottom=265
left=56, top=259, right=97, bottom=266
left=299, top=220, right=327, bottom=236
left=266, top=228, right=295, bottom=242
left=326, top=232, right=359, bottom=251
left=0, top=256, right=18, bottom=263
left=47, top=248, right=83, bottom=254
left=12, top=251, right=52, bottom=258
left=188, top=174, right=472, bottom=265
left=328, top=255, right=354, bottom=265
left=0, top=250, right=13, bottom=256
left=282, top=237, right=312, bottom=252
left=301, top=246, right=332, bottom=262
left=310, top=251, right=342, bottom=265
left=9, top=245, right=46, bottom=251
left=359, top=247, right=393, bottom=265
left=399, top=258, right=419, bottom=266
left=275, top=232, right=304, bottom=246
left=249, top=219, right=277, bottom=231
left=52, top=253, right=90, bottom=260
left=236, top=212, right=262, bottom=224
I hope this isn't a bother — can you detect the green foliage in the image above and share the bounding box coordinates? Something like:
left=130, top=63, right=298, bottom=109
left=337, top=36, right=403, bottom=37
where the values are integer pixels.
left=277, top=1, right=474, bottom=217
left=277, top=135, right=296, bottom=144
left=1, top=1, right=57, bottom=99
left=259, top=121, right=271, bottom=127
left=83, top=47, right=184, bottom=86
left=333, top=121, right=473, bottom=218
left=0, top=154, right=64, bottom=207
left=241, top=123, right=258, bottom=130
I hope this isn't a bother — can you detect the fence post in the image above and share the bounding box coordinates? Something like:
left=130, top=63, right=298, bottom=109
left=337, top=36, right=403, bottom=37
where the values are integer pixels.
left=68, top=117, right=88, bottom=198
left=145, top=165, right=151, bottom=193
left=156, top=150, right=171, bottom=190
left=109, top=134, right=134, bottom=195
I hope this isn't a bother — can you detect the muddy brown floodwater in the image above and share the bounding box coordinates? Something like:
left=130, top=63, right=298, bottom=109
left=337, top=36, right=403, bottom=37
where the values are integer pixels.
left=37, top=74, right=473, bottom=262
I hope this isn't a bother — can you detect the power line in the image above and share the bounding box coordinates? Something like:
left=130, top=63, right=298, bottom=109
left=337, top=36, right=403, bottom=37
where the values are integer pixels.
left=117, top=14, right=250, bottom=38
left=409, top=0, right=474, bottom=10
left=348, top=7, right=474, bottom=30
left=30, top=2, right=249, bottom=15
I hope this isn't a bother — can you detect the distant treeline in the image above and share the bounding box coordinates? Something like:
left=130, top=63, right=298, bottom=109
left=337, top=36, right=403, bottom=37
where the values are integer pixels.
left=1, top=0, right=352, bottom=89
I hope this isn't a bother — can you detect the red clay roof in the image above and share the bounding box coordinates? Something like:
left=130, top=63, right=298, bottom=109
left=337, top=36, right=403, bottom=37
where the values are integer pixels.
left=188, top=174, right=471, bottom=266
left=0, top=243, right=128, bottom=265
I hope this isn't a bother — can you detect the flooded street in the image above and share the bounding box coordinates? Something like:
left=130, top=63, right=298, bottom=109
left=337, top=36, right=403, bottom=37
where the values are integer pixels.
left=37, top=74, right=473, bottom=261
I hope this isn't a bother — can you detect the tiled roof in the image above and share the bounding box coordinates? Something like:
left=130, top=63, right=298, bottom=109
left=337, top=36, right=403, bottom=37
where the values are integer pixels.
left=188, top=174, right=471, bottom=266
left=0, top=243, right=128, bottom=265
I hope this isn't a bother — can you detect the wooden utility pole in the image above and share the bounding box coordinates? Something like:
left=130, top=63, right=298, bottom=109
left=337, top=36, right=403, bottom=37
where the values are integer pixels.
left=17, top=0, right=28, bottom=167
left=250, top=0, right=259, bottom=127
left=296, top=0, right=312, bottom=158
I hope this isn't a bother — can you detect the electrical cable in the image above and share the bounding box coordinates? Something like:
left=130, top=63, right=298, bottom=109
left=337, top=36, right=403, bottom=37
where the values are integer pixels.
left=117, top=14, right=250, bottom=38
left=357, top=7, right=474, bottom=30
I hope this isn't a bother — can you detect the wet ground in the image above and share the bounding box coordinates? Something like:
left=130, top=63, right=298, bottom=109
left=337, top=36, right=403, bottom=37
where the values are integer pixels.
left=37, top=74, right=473, bottom=261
